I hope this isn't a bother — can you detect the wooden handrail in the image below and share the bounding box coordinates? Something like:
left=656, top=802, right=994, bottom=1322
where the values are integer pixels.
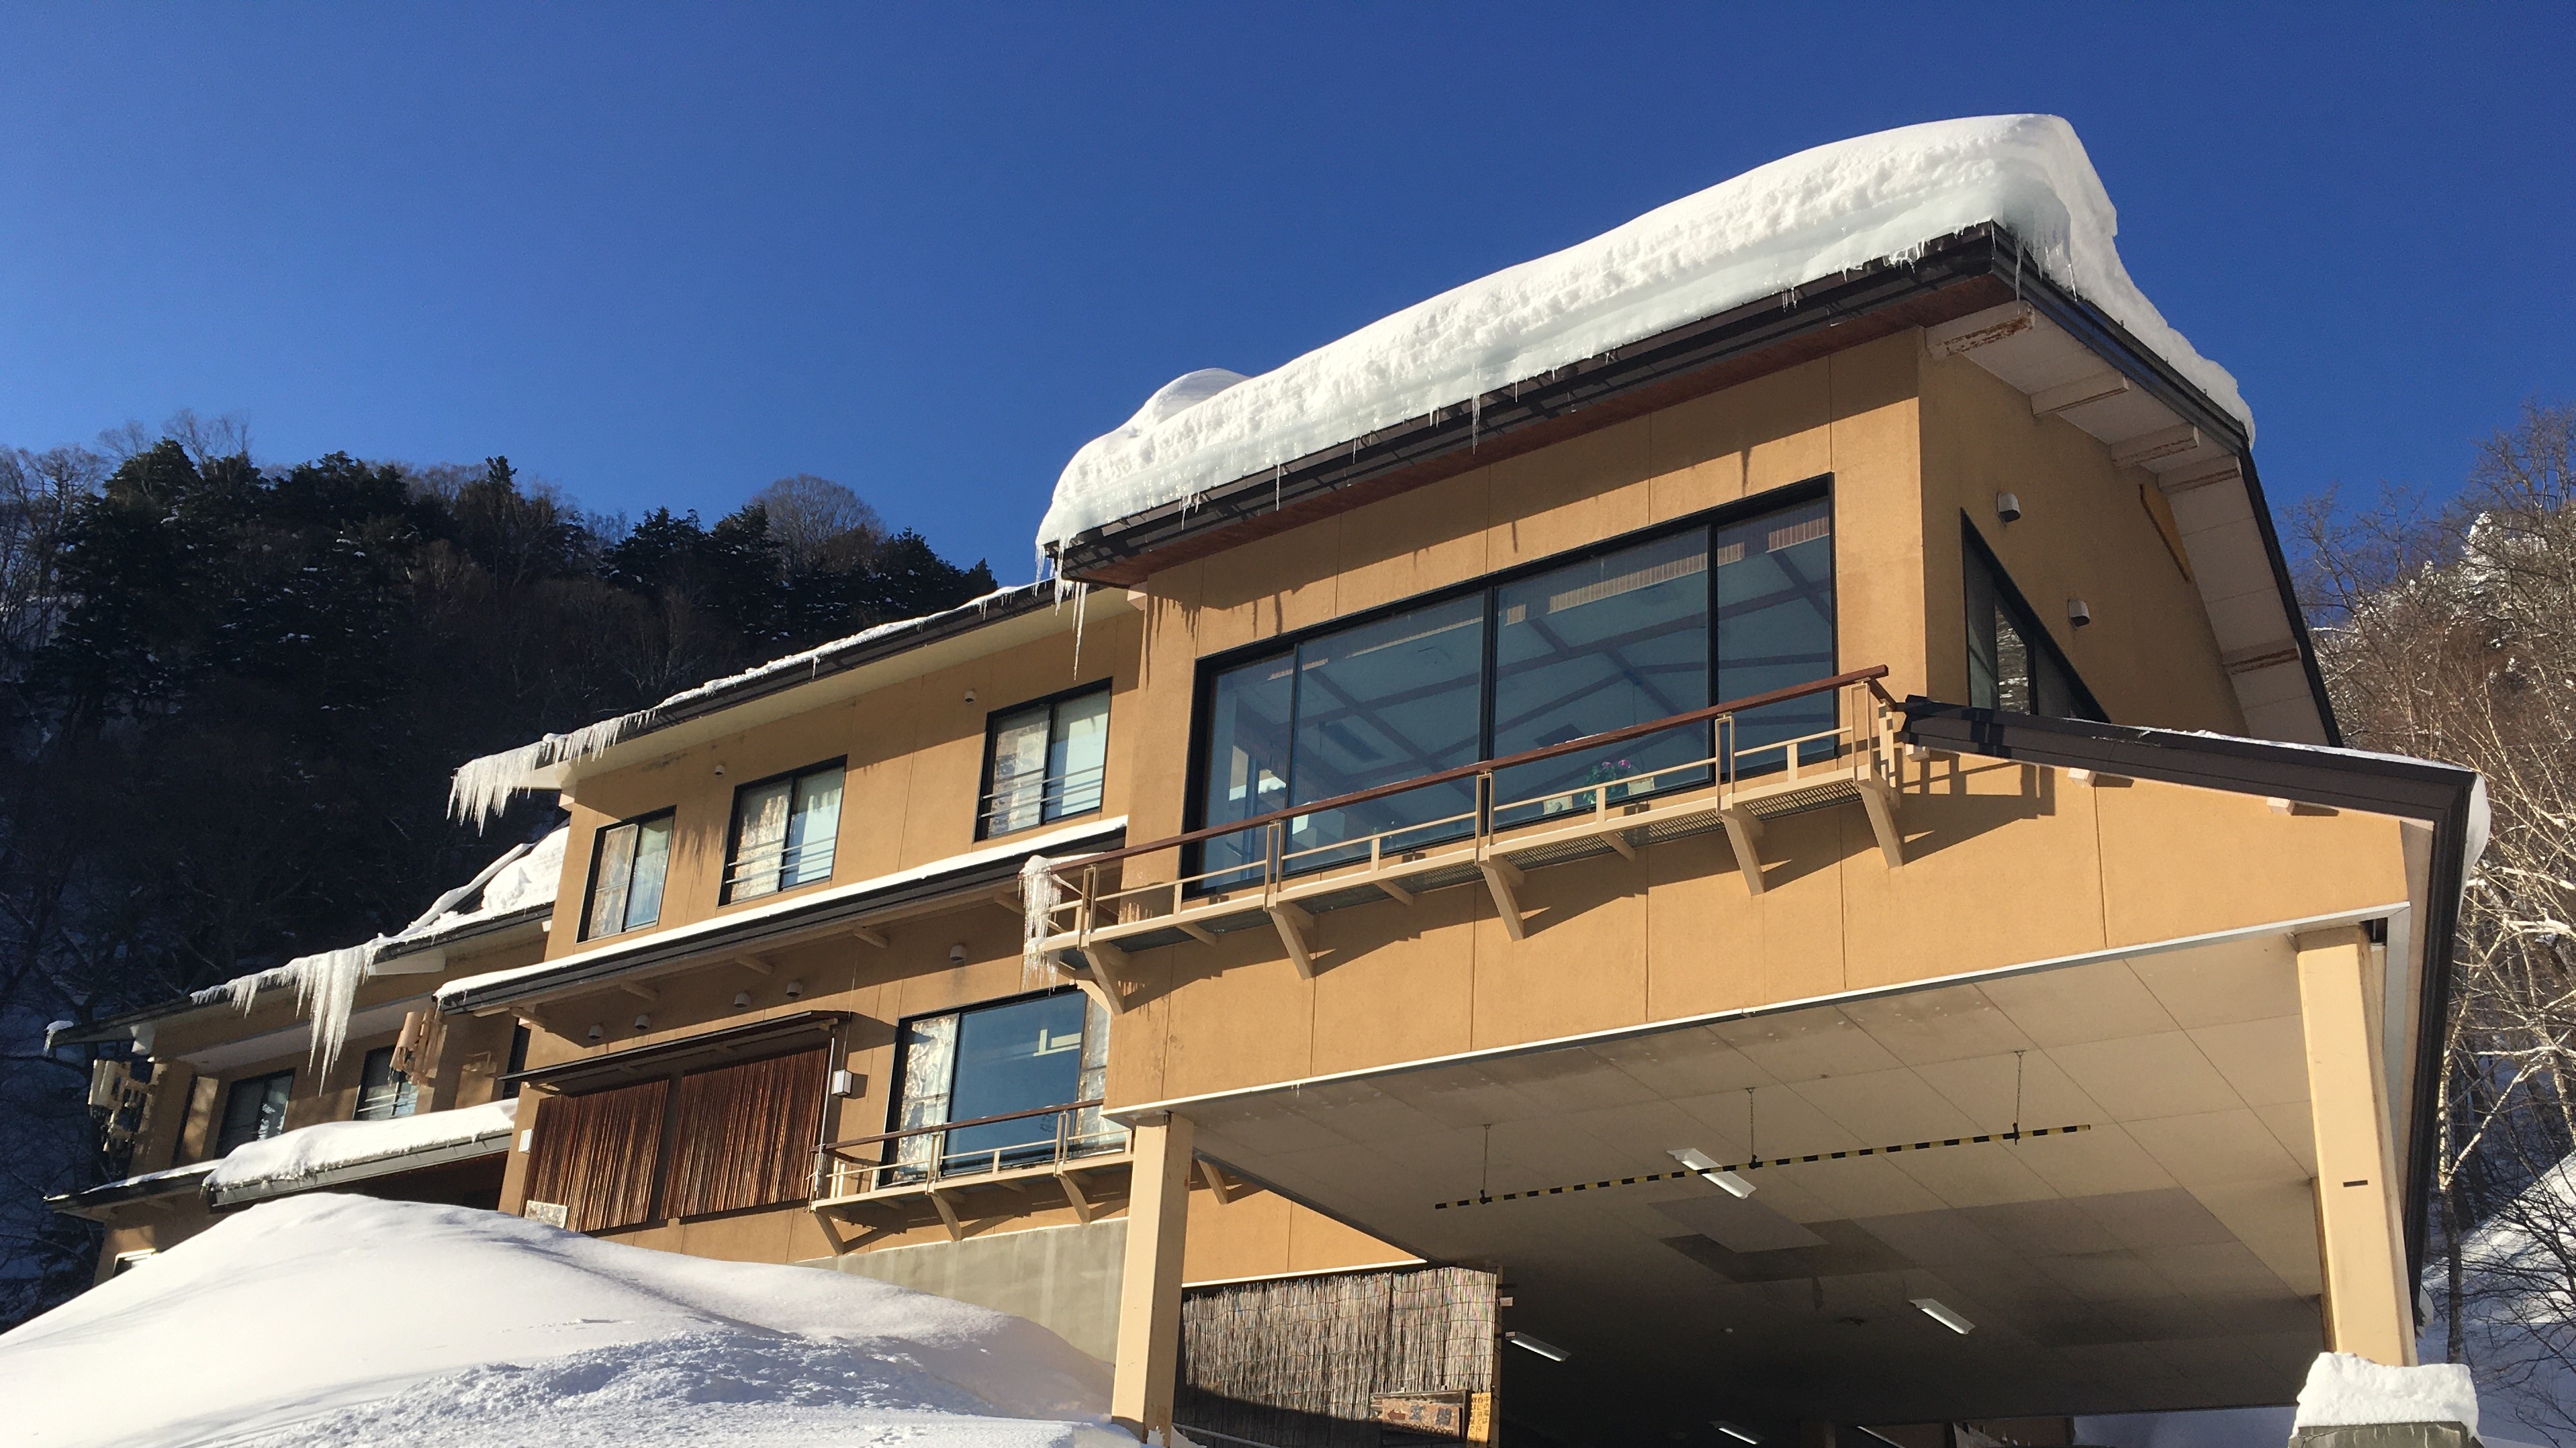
left=1053, top=665, right=1890, bottom=872
left=819, top=1098, right=1109, bottom=1155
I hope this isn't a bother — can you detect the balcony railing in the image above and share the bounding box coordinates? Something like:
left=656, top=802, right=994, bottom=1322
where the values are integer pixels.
left=813, top=1098, right=1127, bottom=1205
left=1027, top=667, right=1903, bottom=996
left=980, top=762, right=1108, bottom=838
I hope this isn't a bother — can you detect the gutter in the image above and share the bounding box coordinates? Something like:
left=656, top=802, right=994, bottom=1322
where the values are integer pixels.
left=1898, top=701, right=2477, bottom=1277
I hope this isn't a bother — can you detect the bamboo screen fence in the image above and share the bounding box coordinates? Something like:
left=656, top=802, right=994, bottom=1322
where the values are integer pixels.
left=666, top=1047, right=827, bottom=1216
left=1178, top=1265, right=1498, bottom=1448
left=524, top=1077, right=668, bottom=1233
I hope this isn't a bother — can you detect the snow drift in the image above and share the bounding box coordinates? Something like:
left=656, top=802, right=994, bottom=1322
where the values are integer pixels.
left=1038, top=113, right=2250, bottom=560
left=0, top=1194, right=1123, bottom=1448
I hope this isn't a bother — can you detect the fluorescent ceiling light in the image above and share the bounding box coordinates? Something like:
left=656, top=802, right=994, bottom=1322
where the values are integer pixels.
left=1714, top=1423, right=1761, bottom=1443
left=1504, top=1331, right=1568, bottom=1362
left=1669, top=1147, right=1755, bottom=1198
left=1909, top=1297, right=1974, bottom=1335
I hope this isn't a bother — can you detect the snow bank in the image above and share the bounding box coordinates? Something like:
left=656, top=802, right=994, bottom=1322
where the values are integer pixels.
left=205, top=1098, right=517, bottom=1197
left=0, top=1193, right=1121, bottom=1448
left=1038, top=114, right=2249, bottom=559
left=2293, top=1353, right=2479, bottom=1431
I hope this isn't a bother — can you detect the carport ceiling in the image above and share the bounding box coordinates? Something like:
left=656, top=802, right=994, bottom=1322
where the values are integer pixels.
left=1183, top=938, right=2329, bottom=1441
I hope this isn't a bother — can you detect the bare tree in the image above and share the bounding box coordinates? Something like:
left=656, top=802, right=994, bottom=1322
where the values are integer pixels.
left=2300, top=401, right=2576, bottom=1441
left=751, top=473, right=884, bottom=573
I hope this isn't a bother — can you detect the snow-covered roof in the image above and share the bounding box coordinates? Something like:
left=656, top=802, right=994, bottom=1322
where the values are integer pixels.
left=205, top=1098, right=518, bottom=1206
left=1038, top=114, right=2248, bottom=559
left=1, top=1193, right=1117, bottom=1448
left=448, top=582, right=1052, bottom=827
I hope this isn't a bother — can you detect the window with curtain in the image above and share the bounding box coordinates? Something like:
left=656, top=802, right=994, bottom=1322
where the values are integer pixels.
left=889, top=990, right=1116, bottom=1180
left=724, top=761, right=844, bottom=902
left=1190, top=493, right=1835, bottom=881
left=1964, top=525, right=2103, bottom=722
left=216, top=1070, right=294, bottom=1154
left=354, top=1046, right=418, bottom=1122
left=980, top=683, right=1111, bottom=838
left=584, top=812, right=673, bottom=940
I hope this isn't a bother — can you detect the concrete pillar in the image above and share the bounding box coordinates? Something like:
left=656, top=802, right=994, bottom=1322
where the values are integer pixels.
left=1111, top=1112, right=1195, bottom=1441
left=2296, top=928, right=2416, bottom=1365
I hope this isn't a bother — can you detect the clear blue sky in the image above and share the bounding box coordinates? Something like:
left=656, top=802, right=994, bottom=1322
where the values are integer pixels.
left=1, top=5, right=2567, bottom=580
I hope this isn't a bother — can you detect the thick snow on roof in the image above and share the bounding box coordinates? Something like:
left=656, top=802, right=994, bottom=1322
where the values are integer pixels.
left=1039, top=114, right=2250, bottom=559
left=2294, top=1353, right=2479, bottom=1431
left=205, top=1098, right=518, bottom=1197
left=0, top=1193, right=1121, bottom=1448
left=449, top=583, right=1039, bottom=827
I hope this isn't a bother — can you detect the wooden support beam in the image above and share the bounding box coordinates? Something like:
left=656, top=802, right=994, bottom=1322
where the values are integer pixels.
left=1857, top=779, right=1904, bottom=869
left=926, top=1187, right=965, bottom=1243
left=1267, top=904, right=1316, bottom=979
left=810, top=1206, right=854, bottom=1255
left=618, top=982, right=659, bottom=1003
left=992, top=890, right=1027, bottom=917
left=735, top=953, right=774, bottom=975
left=1057, top=1167, right=1096, bottom=1224
left=1477, top=858, right=1526, bottom=940
left=1720, top=807, right=1766, bottom=896
left=1176, top=921, right=1219, bottom=945
left=1604, top=826, right=1637, bottom=862
left=2031, top=370, right=2131, bottom=418
left=1086, top=940, right=1133, bottom=1012
left=1197, top=1158, right=1240, bottom=1204
left=849, top=927, right=888, bottom=949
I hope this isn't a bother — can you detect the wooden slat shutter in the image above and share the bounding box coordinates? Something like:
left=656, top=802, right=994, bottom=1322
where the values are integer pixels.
left=525, top=1078, right=668, bottom=1233
left=666, top=1046, right=827, bottom=1218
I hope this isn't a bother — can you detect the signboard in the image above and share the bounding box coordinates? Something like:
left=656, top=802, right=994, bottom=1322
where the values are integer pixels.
left=1373, top=1394, right=1469, bottom=1439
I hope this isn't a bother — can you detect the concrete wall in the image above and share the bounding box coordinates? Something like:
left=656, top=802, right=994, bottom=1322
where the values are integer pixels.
left=815, top=1218, right=1128, bottom=1361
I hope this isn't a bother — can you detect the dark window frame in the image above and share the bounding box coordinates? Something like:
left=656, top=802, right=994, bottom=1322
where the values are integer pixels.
left=355, top=1045, right=418, bottom=1122
left=578, top=807, right=676, bottom=943
left=1960, top=517, right=2106, bottom=722
left=974, top=679, right=1114, bottom=841
left=884, top=985, right=1109, bottom=1167
left=216, top=1068, right=295, bottom=1155
left=719, top=758, right=848, bottom=905
left=1182, top=479, right=1837, bottom=875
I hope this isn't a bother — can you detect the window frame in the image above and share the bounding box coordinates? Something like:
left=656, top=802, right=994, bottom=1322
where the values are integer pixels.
left=354, top=1044, right=419, bottom=1122
left=719, top=758, right=847, bottom=905
left=216, top=1069, right=295, bottom=1155
left=884, top=985, right=1119, bottom=1176
left=1960, top=518, right=2106, bottom=722
left=974, top=679, right=1114, bottom=840
left=1181, top=480, right=1838, bottom=876
left=578, top=808, right=676, bottom=942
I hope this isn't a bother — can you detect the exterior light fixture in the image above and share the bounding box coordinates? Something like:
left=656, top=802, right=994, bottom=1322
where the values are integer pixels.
left=1669, top=1147, right=1755, bottom=1198
left=2067, top=598, right=2092, bottom=628
left=783, top=979, right=804, bottom=1000
left=733, top=992, right=752, bottom=1010
left=586, top=1024, right=603, bottom=1043
left=1714, top=1424, right=1760, bottom=1444
left=1994, top=491, right=2021, bottom=524
left=950, top=943, right=969, bottom=964
left=1503, top=1332, right=1567, bottom=1362
left=633, top=1014, right=651, bottom=1031
left=1909, top=1298, right=1974, bottom=1335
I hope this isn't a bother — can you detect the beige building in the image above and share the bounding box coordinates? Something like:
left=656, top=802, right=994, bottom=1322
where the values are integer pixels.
left=60, top=126, right=2476, bottom=1448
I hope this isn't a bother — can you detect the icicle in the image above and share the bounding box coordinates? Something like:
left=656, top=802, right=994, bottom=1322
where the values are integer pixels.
left=1069, top=582, right=1091, bottom=681
left=291, top=942, right=377, bottom=1079
left=448, top=715, right=637, bottom=830
left=1019, top=855, right=1063, bottom=991
left=1273, top=463, right=1282, bottom=512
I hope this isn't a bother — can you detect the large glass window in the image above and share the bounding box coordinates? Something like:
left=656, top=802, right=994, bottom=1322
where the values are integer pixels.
left=724, top=761, right=844, bottom=902
left=980, top=684, right=1111, bottom=838
left=890, top=990, right=1116, bottom=1179
left=354, top=1046, right=418, bottom=1122
left=1190, top=493, right=1835, bottom=878
left=1964, top=526, right=2102, bottom=721
left=216, top=1070, right=293, bottom=1155
left=584, top=812, right=672, bottom=940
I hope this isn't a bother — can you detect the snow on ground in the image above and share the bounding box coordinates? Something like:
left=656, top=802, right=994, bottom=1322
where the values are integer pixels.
left=1038, top=113, right=2250, bottom=559
left=0, top=1194, right=1127, bottom=1448
left=203, top=1098, right=517, bottom=1198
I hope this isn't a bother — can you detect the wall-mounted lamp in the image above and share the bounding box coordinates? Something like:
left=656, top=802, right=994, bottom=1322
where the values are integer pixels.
left=1669, top=1147, right=1755, bottom=1198
left=1994, top=491, right=2022, bottom=524
left=733, top=992, right=752, bottom=1010
left=829, top=1069, right=861, bottom=1098
left=949, top=943, right=969, bottom=964
left=1909, top=1297, right=1974, bottom=1335
left=632, top=1014, right=651, bottom=1032
left=714, top=764, right=727, bottom=777
left=964, top=689, right=977, bottom=704
left=586, top=1024, right=604, bottom=1043
left=2067, top=598, right=2092, bottom=628
left=782, top=979, right=804, bottom=1000
left=1503, top=1332, right=1567, bottom=1362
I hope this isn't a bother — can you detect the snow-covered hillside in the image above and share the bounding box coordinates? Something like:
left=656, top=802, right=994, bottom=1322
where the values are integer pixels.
left=0, top=1194, right=1130, bottom=1448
